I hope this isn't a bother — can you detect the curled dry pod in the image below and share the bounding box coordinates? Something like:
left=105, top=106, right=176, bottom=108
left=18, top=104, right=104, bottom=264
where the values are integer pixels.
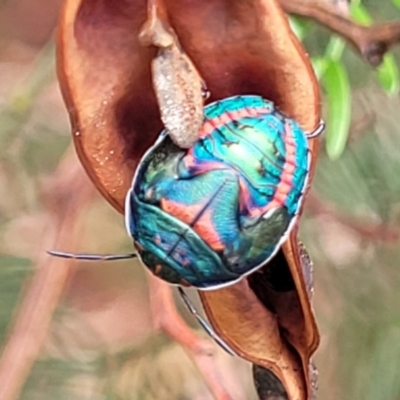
left=57, top=0, right=320, bottom=399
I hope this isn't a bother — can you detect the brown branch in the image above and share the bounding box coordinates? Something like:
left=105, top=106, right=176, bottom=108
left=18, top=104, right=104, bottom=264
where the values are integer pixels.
left=0, top=151, right=95, bottom=400
left=148, top=276, right=235, bottom=400
left=0, top=151, right=234, bottom=400
left=279, top=0, right=400, bottom=66
left=307, top=194, right=399, bottom=243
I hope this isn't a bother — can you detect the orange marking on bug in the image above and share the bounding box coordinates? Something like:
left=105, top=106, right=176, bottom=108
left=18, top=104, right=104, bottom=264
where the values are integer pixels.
left=226, top=110, right=240, bottom=121
left=259, top=122, right=298, bottom=211
left=219, top=112, right=231, bottom=125
left=245, top=107, right=257, bottom=117
left=199, top=106, right=273, bottom=138
left=278, top=182, right=292, bottom=196
left=160, top=198, right=224, bottom=251
left=161, top=198, right=204, bottom=226
left=265, top=199, right=282, bottom=211
left=280, top=175, right=293, bottom=186
left=193, top=209, right=225, bottom=252
left=284, top=163, right=296, bottom=175
left=199, top=121, right=214, bottom=138
left=285, top=158, right=296, bottom=168
left=234, top=109, right=244, bottom=119
left=210, top=117, right=220, bottom=130
left=272, top=192, right=286, bottom=206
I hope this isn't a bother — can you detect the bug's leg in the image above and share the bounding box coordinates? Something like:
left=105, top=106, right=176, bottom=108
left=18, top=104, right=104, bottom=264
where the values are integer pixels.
left=47, top=250, right=137, bottom=261
left=177, top=287, right=237, bottom=356
left=201, top=79, right=211, bottom=100
left=306, top=120, right=325, bottom=139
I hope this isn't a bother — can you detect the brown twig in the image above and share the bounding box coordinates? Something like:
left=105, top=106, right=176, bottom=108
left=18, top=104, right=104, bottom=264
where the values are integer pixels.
left=279, top=0, right=400, bottom=66
left=148, top=276, right=234, bottom=400
left=307, top=194, right=399, bottom=243
left=0, top=152, right=95, bottom=400
left=0, top=151, right=234, bottom=400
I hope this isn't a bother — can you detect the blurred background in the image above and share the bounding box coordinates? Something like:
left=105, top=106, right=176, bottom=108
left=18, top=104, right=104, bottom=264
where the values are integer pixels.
left=1, top=0, right=400, bottom=399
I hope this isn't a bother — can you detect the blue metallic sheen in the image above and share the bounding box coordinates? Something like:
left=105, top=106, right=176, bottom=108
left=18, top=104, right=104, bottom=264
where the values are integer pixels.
left=126, top=95, right=310, bottom=289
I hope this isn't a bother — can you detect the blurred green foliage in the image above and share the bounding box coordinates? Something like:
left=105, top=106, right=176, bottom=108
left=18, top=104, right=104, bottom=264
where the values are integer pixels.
left=0, top=0, right=400, bottom=399
left=292, top=0, right=400, bottom=160
left=0, top=257, right=32, bottom=343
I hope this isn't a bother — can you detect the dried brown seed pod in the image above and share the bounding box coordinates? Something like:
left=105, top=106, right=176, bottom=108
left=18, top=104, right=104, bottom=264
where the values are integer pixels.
left=57, top=1, right=321, bottom=398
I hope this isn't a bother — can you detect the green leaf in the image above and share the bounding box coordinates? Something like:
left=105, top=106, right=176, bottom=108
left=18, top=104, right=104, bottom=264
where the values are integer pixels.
left=391, top=0, right=400, bottom=10
left=350, top=2, right=400, bottom=94
left=322, top=60, right=352, bottom=160
left=350, top=2, right=373, bottom=25
left=311, top=56, right=329, bottom=80
left=325, top=36, right=346, bottom=62
left=377, top=54, right=400, bottom=95
left=288, top=16, right=311, bottom=41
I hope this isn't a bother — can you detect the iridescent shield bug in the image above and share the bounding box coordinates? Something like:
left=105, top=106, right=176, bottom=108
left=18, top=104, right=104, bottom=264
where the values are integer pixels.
left=125, top=95, right=323, bottom=289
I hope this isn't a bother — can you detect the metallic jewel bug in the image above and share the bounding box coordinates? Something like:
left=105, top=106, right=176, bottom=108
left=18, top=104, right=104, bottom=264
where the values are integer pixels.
left=50, top=94, right=324, bottom=287
left=125, top=95, right=322, bottom=290
left=49, top=94, right=324, bottom=353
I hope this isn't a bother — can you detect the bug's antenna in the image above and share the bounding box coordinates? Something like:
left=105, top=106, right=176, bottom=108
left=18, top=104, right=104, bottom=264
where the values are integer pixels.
left=307, top=120, right=325, bottom=139
left=47, top=250, right=137, bottom=262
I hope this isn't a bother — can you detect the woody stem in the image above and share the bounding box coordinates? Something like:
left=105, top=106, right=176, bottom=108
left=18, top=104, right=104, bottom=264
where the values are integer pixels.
left=280, top=0, right=400, bottom=66
left=148, top=276, right=234, bottom=400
